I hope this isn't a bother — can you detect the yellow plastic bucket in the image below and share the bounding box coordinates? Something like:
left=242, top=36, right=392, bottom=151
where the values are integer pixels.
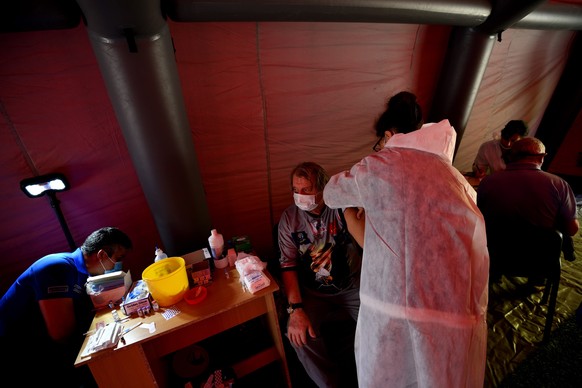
left=142, top=257, right=188, bottom=307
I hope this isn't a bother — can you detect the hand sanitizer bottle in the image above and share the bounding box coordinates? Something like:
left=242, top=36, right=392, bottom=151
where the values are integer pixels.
left=208, top=229, right=225, bottom=260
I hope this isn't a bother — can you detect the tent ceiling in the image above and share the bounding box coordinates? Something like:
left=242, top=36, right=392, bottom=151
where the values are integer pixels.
left=4, top=1, right=582, bottom=33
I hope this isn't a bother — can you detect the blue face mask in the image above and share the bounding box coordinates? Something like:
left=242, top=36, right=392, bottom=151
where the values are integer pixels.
left=100, top=255, right=123, bottom=274
left=105, top=261, right=123, bottom=274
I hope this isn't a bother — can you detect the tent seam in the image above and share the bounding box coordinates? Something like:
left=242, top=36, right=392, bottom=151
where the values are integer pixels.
left=255, top=22, right=275, bottom=230
left=1, top=98, right=39, bottom=176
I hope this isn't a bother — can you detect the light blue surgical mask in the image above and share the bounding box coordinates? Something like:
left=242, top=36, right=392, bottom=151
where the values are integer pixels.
left=105, top=261, right=123, bottom=274
left=100, top=255, right=123, bottom=274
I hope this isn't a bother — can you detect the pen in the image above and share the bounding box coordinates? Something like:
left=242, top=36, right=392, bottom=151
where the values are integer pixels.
left=118, top=322, right=142, bottom=347
left=122, top=321, right=142, bottom=335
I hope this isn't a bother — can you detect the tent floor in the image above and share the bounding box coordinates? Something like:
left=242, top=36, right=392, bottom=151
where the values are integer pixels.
left=486, top=208, right=582, bottom=387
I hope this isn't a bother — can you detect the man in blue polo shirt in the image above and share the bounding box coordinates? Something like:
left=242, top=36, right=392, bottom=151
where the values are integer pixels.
left=0, top=227, right=132, bottom=387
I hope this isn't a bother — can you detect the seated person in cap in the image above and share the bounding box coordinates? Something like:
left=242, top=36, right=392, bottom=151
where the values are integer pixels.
left=477, top=137, right=579, bottom=273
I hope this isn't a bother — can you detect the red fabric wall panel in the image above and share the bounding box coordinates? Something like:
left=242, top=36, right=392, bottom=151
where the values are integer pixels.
left=0, top=26, right=160, bottom=294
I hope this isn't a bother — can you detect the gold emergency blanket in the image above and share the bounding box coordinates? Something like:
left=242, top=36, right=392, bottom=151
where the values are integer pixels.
left=485, top=212, right=582, bottom=387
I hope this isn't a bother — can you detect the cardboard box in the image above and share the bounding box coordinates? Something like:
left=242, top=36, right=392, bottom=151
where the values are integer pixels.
left=120, top=280, right=152, bottom=315
left=86, top=270, right=132, bottom=309
left=182, top=248, right=213, bottom=287
left=121, top=294, right=152, bottom=315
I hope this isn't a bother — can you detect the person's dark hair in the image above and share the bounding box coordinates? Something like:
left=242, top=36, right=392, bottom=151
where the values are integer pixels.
left=290, top=162, right=329, bottom=192
left=500, top=120, right=528, bottom=140
left=81, top=227, right=132, bottom=256
left=374, top=91, right=423, bottom=137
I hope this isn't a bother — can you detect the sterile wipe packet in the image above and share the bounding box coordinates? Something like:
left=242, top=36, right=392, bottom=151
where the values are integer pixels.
left=234, top=255, right=269, bottom=293
left=242, top=270, right=270, bottom=293
left=234, top=255, right=267, bottom=276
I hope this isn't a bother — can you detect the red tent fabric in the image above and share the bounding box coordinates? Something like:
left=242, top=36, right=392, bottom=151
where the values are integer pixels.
left=1, top=17, right=581, bottom=295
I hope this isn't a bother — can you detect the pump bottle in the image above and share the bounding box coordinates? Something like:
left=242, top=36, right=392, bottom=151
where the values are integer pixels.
left=154, top=246, right=168, bottom=262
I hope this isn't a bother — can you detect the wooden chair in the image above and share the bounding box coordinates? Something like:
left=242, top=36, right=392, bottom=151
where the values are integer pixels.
left=486, top=222, right=563, bottom=343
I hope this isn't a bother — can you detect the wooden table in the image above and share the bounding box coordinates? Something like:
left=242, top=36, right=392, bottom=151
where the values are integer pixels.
left=75, top=267, right=290, bottom=387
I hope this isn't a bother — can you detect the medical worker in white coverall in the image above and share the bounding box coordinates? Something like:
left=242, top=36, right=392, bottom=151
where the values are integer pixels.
left=323, top=91, right=489, bottom=387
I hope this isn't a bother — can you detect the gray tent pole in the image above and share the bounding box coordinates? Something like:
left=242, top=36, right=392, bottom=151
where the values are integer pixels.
left=76, top=0, right=211, bottom=255
left=428, top=27, right=495, bottom=158
left=428, top=0, right=548, bottom=159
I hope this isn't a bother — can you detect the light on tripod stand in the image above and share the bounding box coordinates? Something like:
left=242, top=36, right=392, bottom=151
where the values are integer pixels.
left=20, top=173, right=76, bottom=250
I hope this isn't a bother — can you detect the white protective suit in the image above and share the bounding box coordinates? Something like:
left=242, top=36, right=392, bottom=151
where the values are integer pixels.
left=323, top=120, right=489, bottom=388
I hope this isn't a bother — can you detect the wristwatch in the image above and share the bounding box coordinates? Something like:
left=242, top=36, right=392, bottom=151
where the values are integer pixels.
left=287, top=302, right=304, bottom=314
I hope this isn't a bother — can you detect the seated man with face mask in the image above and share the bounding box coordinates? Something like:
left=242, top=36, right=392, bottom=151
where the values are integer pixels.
left=278, top=162, right=362, bottom=388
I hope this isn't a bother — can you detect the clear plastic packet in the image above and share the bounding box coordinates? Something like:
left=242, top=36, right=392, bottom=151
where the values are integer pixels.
left=235, top=255, right=269, bottom=293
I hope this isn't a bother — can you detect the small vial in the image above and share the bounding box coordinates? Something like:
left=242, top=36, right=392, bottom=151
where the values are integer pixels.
left=137, top=308, right=144, bottom=317
left=152, top=300, right=160, bottom=312
left=227, top=248, right=237, bottom=267
left=111, top=309, right=120, bottom=322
